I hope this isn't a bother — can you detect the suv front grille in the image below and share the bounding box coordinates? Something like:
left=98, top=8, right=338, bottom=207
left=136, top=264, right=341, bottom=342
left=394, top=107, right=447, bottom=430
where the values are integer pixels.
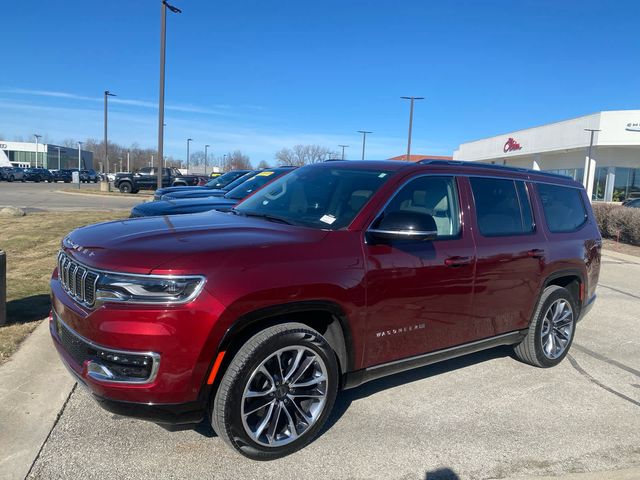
left=58, top=252, right=99, bottom=307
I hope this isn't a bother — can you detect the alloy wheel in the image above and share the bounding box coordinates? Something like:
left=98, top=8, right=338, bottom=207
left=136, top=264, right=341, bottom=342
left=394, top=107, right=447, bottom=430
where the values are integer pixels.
left=241, top=346, right=328, bottom=447
left=540, top=298, right=574, bottom=359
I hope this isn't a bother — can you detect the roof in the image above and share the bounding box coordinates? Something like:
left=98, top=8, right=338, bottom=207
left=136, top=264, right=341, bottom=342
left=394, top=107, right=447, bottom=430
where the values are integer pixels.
left=388, top=154, right=453, bottom=162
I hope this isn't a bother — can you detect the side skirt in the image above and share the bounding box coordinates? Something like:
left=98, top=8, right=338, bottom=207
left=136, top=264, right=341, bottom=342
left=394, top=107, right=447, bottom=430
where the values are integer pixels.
left=342, top=330, right=527, bottom=390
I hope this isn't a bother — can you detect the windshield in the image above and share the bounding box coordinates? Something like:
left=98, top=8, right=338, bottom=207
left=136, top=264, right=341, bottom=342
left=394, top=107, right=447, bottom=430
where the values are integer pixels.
left=205, top=170, right=250, bottom=188
left=225, top=169, right=292, bottom=200
left=234, top=165, right=393, bottom=230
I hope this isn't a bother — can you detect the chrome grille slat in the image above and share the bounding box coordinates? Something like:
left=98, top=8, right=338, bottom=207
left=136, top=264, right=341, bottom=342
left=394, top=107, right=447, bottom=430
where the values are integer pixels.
left=57, top=252, right=99, bottom=307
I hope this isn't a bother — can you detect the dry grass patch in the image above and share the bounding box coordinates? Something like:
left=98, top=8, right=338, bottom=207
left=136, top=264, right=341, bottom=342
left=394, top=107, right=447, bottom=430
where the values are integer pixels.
left=0, top=211, right=127, bottom=364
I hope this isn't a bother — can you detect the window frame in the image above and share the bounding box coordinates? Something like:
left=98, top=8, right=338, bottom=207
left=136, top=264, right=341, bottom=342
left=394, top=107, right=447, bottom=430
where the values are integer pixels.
left=367, top=174, right=463, bottom=242
left=535, top=182, right=589, bottom=234
left=469, top=176, right=537, bottom=238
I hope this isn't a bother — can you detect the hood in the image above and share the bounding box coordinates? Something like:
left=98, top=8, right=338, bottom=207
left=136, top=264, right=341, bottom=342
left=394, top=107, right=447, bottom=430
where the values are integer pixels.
left=62, top=210, right=328, bottom=274
left=164, top=189, right=226, bottom=200
left=131, top=197, right=237, bottom=217
left=156, top=185, right=210, bottom=197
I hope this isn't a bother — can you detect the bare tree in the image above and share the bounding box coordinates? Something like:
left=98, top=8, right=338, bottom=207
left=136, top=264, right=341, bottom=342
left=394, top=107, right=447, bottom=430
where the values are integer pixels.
left=256, top=160, right=270, bottom=169
left=275, top=145, right=336, bottom=166
left=61, top=138, right=77, bottom=148
left=222, top=150, right=252, bottom=171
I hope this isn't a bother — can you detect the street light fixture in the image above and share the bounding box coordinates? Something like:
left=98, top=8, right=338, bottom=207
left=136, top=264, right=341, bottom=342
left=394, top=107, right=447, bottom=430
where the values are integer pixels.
left=204, top=144, right=210, bottom=175
left=186, top=138, right=193, bottom=173
left=104, top=90, right=116, bottom=188
left=157, top=0, right=182, bottom=190
left=77, top=141, right=83, bottom=190
left=401, top=96, right=424, bottom=161
left=357, top=131, right=372, bottom=160
left=33, top=134, right=42, bottom=168
left=338, top=145, right=349, bottom=160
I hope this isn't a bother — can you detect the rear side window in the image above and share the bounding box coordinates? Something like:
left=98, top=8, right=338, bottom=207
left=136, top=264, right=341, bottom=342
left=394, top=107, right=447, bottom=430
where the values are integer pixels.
left=470, top=177, right=535, bottom=236
left=537, top=183, right=588, bottom=233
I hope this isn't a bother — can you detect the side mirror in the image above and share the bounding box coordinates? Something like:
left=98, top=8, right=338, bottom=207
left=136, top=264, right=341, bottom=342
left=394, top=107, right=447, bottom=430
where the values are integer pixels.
left=368, top=211, right=438, bottom=242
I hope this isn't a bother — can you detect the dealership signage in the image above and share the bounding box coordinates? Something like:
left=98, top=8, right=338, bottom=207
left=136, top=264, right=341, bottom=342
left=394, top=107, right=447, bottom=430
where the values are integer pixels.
left=0, top=144, right=6, bottom=149
left=503, top=137, right=522, bottom=153
left=626, top=122, right=640, bottom=132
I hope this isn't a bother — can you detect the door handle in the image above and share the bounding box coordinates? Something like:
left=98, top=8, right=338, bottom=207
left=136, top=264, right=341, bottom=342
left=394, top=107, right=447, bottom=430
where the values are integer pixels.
left=444, top=256, right=473, bottom=267
left=527, top=249, right=545, bottom=258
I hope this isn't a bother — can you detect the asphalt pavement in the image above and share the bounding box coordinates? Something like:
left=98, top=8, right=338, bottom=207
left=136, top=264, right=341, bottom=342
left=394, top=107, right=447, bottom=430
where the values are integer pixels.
left=0, top=181, right=146, bottom=211
left=21, top=250, right=640, bottom=480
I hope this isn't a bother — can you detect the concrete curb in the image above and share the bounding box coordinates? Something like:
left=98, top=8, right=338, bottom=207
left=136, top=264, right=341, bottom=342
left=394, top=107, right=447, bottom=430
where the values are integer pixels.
left=601, top=248, right=640, bottom=264
left=55, top=190, right=153, bottom=201
left=513, top=466, right=640, bottom=480
left=0, top=320, right=75, bottom=480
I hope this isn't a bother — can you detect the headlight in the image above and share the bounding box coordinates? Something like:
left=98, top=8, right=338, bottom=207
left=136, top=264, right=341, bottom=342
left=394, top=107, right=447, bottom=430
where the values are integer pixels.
left=96, top=273, right=205, bottom=305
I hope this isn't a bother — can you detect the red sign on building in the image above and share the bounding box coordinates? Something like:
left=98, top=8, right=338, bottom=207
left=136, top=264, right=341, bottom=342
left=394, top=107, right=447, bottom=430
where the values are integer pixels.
left=503, top=137, right=522, bottom=153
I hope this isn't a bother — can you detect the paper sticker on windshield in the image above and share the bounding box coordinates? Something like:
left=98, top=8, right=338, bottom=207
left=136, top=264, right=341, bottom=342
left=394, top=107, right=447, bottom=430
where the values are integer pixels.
left=320, top=214, right=336, bottom=225
left=257, top=171, right=274, bottom=176
left=378, top=173, right=387, bottom=178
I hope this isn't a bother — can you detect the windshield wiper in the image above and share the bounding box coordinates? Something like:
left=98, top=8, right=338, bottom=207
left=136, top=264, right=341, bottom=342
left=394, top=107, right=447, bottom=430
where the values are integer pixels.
left=237, top=210, right=293, bottom=225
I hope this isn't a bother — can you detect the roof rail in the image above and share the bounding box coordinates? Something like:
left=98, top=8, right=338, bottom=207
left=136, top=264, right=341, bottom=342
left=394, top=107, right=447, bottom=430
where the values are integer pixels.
left=417, top=159, right=572, bottom=180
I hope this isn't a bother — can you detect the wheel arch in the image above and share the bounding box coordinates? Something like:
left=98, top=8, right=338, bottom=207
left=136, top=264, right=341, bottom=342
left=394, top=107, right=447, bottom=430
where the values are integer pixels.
left=541, top=268, right=585, bottom=315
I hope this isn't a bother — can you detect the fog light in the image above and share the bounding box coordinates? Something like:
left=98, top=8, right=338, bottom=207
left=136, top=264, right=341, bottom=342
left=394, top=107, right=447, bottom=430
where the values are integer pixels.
left=87, top=350, right=159, bottom=383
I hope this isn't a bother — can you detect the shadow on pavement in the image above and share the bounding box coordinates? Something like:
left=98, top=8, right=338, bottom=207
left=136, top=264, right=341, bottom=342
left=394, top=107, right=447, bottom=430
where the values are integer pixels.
left=425, top=467, right=460, bottom=479
left=6, top=294, right=51, bottom=324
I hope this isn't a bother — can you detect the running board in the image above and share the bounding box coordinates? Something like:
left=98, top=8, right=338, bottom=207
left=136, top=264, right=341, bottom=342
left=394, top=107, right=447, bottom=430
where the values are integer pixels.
left=342, top=330, right=527, bottom=390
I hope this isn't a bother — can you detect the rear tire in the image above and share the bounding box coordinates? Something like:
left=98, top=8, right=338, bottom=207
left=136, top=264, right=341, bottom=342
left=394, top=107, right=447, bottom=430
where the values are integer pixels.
left=514, top=285, right=577, bottom=368
left=212, top=323, right=339, bottom=460
left=8, top=175, right=14, bottom=182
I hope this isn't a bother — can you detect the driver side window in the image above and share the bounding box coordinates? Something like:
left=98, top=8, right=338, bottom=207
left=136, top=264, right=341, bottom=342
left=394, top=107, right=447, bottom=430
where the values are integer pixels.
left=376, top=176, right=461, bottom=239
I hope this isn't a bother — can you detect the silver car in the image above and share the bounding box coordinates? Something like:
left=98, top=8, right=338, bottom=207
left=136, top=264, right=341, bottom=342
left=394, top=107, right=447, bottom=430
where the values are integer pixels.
left=0, top=167, right=25, bottom=182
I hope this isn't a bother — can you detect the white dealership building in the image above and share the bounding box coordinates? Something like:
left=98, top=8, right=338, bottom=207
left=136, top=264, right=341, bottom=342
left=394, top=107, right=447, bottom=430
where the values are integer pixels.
left=453, top=110, right=640, bottom=202
left=0, top=141, right=94, bottom=170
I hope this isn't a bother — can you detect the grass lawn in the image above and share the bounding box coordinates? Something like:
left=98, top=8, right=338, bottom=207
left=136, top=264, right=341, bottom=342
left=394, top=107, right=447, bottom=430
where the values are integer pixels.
left=0, top=211, right=127, bottom=364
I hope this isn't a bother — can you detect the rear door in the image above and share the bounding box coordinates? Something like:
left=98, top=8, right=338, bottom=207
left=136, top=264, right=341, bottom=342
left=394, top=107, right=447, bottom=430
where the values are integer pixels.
left=135, top=167, right=156, bottom=189
left=363, top=175, right=481, bottom=366
left=467, top=176, right=546, bottom=334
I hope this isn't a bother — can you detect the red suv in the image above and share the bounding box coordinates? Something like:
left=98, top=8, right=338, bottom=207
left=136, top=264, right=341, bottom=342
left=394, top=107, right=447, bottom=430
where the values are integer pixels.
left=50, top=160, right=601, bottom=459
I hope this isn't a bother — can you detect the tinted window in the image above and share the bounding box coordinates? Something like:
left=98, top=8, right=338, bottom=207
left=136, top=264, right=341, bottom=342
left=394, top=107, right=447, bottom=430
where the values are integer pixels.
left=206, top=170, right=250, bottom=188
left=470, top=177, right=535, bottom=236
left=235, top=166, right=392, bottom=230
left=375, top=176, right=460, bottom=238
left=537, top=183, right=588, bottom=233
left=225, top=169, right=292, bottom=200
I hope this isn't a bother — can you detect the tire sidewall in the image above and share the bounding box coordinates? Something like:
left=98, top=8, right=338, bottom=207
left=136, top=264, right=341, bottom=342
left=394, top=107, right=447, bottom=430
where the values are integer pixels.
left=218, top=329, right=339, bottom=460
left=532, top=287, right=577, bottom=367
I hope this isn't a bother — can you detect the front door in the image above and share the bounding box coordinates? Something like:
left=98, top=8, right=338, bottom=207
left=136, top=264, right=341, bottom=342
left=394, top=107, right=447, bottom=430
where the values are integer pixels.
left=363, top=175, right=481, bottom=367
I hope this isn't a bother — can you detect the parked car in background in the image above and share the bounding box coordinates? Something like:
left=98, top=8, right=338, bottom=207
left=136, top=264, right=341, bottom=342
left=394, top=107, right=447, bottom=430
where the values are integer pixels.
left=114, top=167, right=205, bottom=193
left=623, top=198, right=640, bottom=208
left=153, top=169, right=252, bottom=200
left=161, top=170, right=259, bottom=200
left=50, top=160, right=600, bottom=459
left=80, top=169, right=99, bottom=183
left=130, top=167, right=295, bottom=217
left=51, top=169, right=73, bottom=183
left=0, top=166, right=25, bottom=182
left=23, top=168, right=53, bottom=182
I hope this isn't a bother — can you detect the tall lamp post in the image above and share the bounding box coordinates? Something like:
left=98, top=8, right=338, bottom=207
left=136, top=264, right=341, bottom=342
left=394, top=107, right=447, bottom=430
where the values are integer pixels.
left=204, top=144, right=210, bottom=175
left=584, top=128, right=601, bottom=201
left=400, top=96, right=424, bottom=161
left=186, top=138, right=193, bottom=173
left=104, top=90, right=116, bottom=189
left=55, top=146, right=61, bottom=170
left=357, top=131, right=372, bottom=160
left=33, top=134, right=42, bottom=168
left=77, top=141, right=83, bottom=189
left=157, top=0, right=182, bottom=190
left=338, top=144, right=348, bottom=160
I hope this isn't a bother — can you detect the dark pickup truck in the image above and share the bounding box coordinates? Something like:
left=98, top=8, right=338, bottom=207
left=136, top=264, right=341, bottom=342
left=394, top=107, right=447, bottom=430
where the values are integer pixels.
left=114, top=167, right=204, bottom=194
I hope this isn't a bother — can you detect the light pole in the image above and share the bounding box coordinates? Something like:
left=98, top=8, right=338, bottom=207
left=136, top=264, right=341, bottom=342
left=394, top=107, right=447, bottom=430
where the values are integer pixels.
left=104, top=90, right=116, bottom=188
left=157, top=0, right=182, bottom=190
left=55, top=146, right=61, bottom=170
left=338, top=144, right=349, bottom=160
left=186, top=138, right=193, bottom=173
left=401, top=96, right=424, bottom=161
left=357, top=131, right=372, bottom=160
left=77, top=141, right=83, bottom=189
left=127, top=151, right=130, bottom=172
left=204, top=144, right=210, bottom=175
left=584, top=128, right=601, bottom=201
left=33, top=134, right=42, bottom=168
left=223, top=154, right=227, bottom=170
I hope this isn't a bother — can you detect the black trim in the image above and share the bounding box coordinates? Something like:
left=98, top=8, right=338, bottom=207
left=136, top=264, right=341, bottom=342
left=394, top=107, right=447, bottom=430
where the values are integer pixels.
left=93, top=393, right=206, bottom=426
left=342, top=330, right=526, bottom=390
left=578, top=294, right=596, bottom=322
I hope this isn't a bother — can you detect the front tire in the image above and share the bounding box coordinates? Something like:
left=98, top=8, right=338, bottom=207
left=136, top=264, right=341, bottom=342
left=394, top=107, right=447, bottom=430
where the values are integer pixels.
left=118, top=182, right=132, bottom=194
left=212, top=323, right=339, bottom=460
left=514, top=285, right=577, bottom=368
